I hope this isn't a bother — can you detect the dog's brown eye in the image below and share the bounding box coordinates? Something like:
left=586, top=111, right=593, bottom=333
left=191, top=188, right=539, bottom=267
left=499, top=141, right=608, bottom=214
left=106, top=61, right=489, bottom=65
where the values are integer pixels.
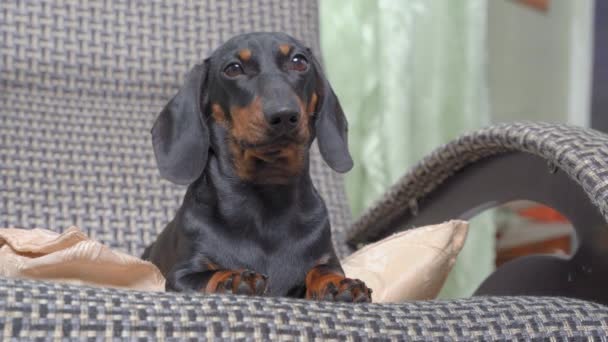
left=224, top=63, right=244, bottom=77
left=289, top=54, right=308, bottom=72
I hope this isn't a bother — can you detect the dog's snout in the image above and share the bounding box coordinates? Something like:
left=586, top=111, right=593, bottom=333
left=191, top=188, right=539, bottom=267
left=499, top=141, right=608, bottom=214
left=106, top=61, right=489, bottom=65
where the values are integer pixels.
left=267, top=109, right=299, bottom=133
left=259, top=76, right=301, bottom=135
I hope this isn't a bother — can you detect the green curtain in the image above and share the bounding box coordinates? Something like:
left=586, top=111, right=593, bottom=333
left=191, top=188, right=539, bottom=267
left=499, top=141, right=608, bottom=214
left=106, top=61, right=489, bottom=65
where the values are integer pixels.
left=320, top=0, right=495, bottom=299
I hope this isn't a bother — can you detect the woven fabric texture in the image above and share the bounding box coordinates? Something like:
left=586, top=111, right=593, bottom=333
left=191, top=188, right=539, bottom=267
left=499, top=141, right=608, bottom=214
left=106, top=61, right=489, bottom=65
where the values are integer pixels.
left=0, top=0, right=353, bottom=259
left=1, top=277, right=608, bottom=340
left=350, top=122, right=608, bottom=244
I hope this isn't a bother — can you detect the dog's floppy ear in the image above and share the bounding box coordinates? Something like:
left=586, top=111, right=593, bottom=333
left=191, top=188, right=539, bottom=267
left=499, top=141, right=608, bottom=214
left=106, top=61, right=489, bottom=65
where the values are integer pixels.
left=309, top=52, right=353, bottom=173
left=151, top=62, right=210, bottom=185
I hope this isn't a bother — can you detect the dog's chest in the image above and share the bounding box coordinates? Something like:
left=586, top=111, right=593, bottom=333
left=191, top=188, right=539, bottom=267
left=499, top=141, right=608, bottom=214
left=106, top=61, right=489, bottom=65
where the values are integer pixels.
left=186, top=178, right=332, bottom=296
left=265, top=244, right=316, bottom=296
left=199, top=217, right=328, bottom=297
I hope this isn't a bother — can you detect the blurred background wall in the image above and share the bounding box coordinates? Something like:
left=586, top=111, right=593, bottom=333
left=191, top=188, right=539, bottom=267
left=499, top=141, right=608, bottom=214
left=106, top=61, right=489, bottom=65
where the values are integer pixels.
left=488, top=0, right=594, bottom=126
left=319, top=0, right=595, bottom=298
left=319, top=0, right=494, bottom=299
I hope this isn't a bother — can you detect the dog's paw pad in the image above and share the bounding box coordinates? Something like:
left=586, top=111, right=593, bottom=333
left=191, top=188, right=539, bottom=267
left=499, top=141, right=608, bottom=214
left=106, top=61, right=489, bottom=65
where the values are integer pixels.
left=207, top=269, right=268, bottom=296
left=308, top=277, right=372, bottom=303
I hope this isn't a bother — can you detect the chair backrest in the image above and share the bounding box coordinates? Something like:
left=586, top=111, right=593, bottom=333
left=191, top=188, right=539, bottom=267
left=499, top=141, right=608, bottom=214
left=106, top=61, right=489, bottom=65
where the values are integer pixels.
left=0, top=1, right=353, bottom=258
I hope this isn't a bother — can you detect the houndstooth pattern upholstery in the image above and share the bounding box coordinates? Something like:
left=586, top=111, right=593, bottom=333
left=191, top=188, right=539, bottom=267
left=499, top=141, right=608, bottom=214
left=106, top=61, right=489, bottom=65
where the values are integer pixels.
left=2, top=1, right=608, bottom=340
left=350, top=122, right=608, bottom=244
left=0, top=0, right=353, bottom=258
left=1, top=277, right=607, bottom=340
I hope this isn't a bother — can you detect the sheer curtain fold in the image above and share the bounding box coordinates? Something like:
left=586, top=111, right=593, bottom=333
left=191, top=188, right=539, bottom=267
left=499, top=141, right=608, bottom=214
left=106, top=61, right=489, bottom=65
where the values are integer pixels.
left=320, top=0, right=495, bottom=298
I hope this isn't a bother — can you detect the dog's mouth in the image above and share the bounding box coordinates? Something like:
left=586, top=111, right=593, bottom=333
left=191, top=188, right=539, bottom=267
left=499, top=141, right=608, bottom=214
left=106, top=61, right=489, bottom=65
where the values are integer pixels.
left=230, top=136, right=308, bottom=184
left=242, top=140, right=304, bottom=165
left=248, top=147, right=284, bottom=163
left=248, top=147, right=306, bottom=184
left=226, top=111, right=312, bottom=183
left=236, top=132, right=307, bottom=150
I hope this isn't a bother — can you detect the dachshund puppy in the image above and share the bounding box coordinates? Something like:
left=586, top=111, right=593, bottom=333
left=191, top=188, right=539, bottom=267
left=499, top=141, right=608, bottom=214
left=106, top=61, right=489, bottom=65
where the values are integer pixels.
left=143, top=32, right=371, bottom=302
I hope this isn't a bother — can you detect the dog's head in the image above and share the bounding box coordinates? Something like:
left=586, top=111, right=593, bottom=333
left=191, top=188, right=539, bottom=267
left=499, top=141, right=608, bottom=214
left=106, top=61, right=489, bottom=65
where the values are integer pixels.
left=152, top=32, right=352, bottom=185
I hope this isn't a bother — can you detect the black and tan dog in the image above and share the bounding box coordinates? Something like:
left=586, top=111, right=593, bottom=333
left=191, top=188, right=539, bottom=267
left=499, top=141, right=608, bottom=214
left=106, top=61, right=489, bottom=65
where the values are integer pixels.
left=143, top=32, right=371, bottom=302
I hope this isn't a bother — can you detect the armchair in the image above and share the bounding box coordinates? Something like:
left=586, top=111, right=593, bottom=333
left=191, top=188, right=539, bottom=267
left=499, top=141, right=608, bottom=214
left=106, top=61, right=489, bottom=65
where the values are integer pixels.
left=1, top=1, right=607, bottom=339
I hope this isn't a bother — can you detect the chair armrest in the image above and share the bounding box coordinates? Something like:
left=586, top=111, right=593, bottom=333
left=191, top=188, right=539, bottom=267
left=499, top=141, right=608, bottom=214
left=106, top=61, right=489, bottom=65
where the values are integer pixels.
left=349, top=122, right=608, bottom=243
left=347, top=122, right=608, bottom=303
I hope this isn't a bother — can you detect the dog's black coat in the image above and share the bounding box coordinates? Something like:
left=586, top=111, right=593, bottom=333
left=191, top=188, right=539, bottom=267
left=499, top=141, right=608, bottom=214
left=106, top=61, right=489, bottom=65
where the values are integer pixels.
left=143, top=32, right=353, bottom=297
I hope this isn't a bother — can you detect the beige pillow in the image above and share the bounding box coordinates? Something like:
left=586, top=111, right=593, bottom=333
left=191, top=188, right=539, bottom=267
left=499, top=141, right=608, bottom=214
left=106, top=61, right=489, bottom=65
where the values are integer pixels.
left=0, top=221, right=467, bottom=302
left=0, top=227, right=165, bottom=291
left=343, top=220, right=469, bottom=303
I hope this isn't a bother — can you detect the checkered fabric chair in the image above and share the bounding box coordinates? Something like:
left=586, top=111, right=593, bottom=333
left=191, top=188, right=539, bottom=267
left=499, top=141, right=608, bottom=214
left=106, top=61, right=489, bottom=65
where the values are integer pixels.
left=1, top=1, right=607, bottom=339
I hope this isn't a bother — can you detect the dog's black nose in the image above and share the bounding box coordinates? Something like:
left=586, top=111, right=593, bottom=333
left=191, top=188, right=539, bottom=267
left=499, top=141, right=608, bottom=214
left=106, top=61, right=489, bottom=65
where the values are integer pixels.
left=267, top=109, right=299, bottom=133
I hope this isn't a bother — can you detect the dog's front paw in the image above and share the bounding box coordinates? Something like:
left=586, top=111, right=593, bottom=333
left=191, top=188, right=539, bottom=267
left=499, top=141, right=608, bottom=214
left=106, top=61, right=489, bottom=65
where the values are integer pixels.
left=204, top=269, right=268, bottom=296
left=307, top=277, right=372, bottom=303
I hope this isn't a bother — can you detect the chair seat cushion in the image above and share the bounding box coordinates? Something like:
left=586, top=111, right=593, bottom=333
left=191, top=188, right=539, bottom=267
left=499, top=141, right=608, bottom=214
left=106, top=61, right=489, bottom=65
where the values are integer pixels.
left=1, top=276, right=606, bottom=339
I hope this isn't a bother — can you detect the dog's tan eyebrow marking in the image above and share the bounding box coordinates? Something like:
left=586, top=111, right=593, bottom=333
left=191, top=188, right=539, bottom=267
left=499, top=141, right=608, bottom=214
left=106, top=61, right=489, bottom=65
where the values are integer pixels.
left=211, top=103, right=228, bottom=126
left=279, top=44, right=291, bottom=56
left=238, top=48, right=252, bottom=61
